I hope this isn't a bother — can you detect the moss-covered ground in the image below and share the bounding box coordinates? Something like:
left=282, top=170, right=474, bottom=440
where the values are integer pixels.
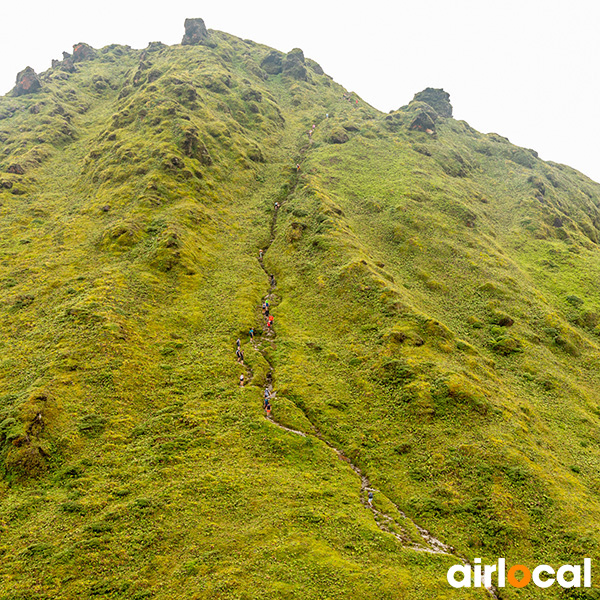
left=0, top=25, right=599, bottom=599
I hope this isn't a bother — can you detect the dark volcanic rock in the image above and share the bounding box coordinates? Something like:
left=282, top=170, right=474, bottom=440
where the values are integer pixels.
left=72, top=43, right=96, bottom=62
left=7, top=164, right=25, bottom=175
left=182, top=18, right=209, bottom=45
left=283, top=48, right=307, bottom=80
left=260, top=51, right=283, bottom=75
left=181, top=129, right=213, bottom=165
left=412, top=88, right=453, bottom=118
left=307, top=59, right=324, bottom=75
left=409, top=110, right=436, bottom=132
left=13, top=67, right=41, bottom=96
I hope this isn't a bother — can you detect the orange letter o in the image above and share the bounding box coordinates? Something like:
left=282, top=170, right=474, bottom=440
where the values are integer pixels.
left=508, top=565, right=532, bottom=588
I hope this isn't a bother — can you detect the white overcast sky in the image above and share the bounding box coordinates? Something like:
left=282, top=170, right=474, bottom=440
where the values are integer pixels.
left=1, top=0, right=599, bottom=183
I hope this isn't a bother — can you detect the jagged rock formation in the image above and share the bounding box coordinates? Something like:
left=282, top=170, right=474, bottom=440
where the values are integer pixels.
left=260, top=48, right=308, bottom=80
left=13, top=67, right=41, bottom=96
left=181, top=17, right=209, bottom=45
left=282, top=48, right=307, bottom=80
left=260, top=50, right=283, bottom=74
left=413, top=87, right=453, bottom=117
left=72, top=43, right=96, bottom=62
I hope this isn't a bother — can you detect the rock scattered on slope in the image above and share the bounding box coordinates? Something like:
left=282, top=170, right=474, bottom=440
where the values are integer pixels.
left=7, top=164, right=25, bottom=175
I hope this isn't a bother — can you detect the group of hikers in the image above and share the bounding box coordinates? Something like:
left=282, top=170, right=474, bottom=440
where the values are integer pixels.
left=263, top=386, right=272, bottom=416
left=236, top=243, right=279, bottom=419
left=235, top=337, right=244, bottom=364
left=237, top=301, right=275, bottom=408
left=342, top=93, right=359, bottom=106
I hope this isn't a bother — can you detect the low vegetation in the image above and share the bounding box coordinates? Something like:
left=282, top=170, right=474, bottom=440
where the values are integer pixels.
left=0, top=20, right=599, bottom=599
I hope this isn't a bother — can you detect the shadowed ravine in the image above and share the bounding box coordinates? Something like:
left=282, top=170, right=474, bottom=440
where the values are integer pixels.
left=247, top=151, right=499, bottom=599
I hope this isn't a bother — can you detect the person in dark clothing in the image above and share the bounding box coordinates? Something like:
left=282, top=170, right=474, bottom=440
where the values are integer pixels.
left=249, top=328, right=254, bottom=341
left=270, top=274, right=275, bottom=286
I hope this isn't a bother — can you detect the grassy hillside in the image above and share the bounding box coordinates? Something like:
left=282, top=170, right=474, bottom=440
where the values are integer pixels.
left=0, top=20, right=599, bottom=599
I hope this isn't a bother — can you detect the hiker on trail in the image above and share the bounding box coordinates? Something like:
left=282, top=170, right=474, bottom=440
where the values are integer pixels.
left=264, top=393, right=272, bottom=415
left=236, top=338, right=241, bottom=349
left=368, top=491, right=374, bottom=505
left=296, top=163, right=301, bottom=172
left=249, top=328, right=254, bottom=341
left=267, top=315, right=274, bottom=328
left=239, top=374, right=245, bottom=387
left=270, top=274, right=275, bottom=286
left=326, top=113, right=329, bottom=119
left=259, top=249, right=263, bottom=260
left=265, top=306, right=270, bottom=318
left=274, top=201, right=280, bottom=210
left=264, top=387, right=270, bottom=400
left=236, top=348, right=242, bottom=362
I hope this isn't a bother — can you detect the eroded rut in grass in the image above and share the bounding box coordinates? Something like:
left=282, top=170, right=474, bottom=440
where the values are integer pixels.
left=247, top=151, right=499, bottom=599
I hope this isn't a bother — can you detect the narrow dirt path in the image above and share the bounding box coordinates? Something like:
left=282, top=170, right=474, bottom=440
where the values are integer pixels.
left=244, top=136, right=499, bottom=598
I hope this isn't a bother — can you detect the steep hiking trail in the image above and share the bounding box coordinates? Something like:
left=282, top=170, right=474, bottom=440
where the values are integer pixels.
left=243, top=131, right=500, bottom=598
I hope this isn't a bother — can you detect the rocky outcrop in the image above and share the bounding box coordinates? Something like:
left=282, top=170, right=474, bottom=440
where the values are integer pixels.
left=53, top=45, right=94, bottom=74
left=181, top=128, right=212, bottom=165
left=403, top=89, right=452, bottom=134
left=182, top=18, right=209, bottom=45
left=13, top=67, right=41, bottom=96
left=409, top=109, right=436, bottom=132
left=260, top=51, right=283, bottom=75
left=283, top=48, right=307, bottom=81
left=72, top=43, right=96, bottom=62
left=412, top=88, right=453, bottom=118
left=7, top=164, right=25, bottom=175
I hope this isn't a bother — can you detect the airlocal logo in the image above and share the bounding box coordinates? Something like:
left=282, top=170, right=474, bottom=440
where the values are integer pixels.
left=447, top=558, right=592, bottom=589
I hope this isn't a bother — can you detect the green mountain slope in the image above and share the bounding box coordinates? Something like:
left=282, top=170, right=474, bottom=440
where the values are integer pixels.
left=0, top=19, right=599, bottom=599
